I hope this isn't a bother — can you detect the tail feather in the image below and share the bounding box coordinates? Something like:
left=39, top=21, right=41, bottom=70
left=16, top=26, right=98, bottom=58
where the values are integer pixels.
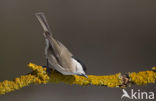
left=35, top=12, right=52, bottom=35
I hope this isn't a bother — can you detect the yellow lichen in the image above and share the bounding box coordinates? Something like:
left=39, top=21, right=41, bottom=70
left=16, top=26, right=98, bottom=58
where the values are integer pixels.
left=0, top=63, right=49, bottom=95
left=152, top=66, right=156, bottom=70
left=129, top=71, right=156, bottom=85
left=49, top=70, right=122, bottom=87
left=0, top=63, right=156, bottom=95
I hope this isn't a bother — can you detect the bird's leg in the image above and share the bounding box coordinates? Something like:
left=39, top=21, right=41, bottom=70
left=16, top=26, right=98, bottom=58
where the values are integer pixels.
left=43, top=59, right=51, bottom=74
left=46, top=58, right=49, bottom=68
left=77, top=73, right=88, bottom=78
left=46, top=58, right=52, bottom=74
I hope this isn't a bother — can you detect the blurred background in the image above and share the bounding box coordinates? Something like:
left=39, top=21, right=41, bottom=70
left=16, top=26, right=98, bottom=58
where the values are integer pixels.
left=0, top=0, right=156, bottom=101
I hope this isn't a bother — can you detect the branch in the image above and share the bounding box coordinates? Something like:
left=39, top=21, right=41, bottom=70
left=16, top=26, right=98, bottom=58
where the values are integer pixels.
left=0, top=63, right=156, bottom=95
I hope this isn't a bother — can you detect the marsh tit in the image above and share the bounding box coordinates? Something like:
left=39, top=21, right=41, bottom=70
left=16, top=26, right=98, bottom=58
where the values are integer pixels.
left=35, top=12, right=87, bottom=78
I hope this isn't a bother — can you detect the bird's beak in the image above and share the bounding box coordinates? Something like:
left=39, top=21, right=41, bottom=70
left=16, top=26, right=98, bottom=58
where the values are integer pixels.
left=82, top=74, right=88, bottom=78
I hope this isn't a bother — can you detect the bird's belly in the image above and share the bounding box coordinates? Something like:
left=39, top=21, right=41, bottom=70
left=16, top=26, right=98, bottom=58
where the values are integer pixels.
left=48, top=60, right=76, bottom=75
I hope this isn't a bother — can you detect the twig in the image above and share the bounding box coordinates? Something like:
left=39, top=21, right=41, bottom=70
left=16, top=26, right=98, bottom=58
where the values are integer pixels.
left=0, top=63, right=156, bottom=95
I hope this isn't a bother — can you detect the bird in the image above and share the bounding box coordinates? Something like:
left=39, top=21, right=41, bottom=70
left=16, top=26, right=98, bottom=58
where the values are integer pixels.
left=35, top=12, right=87, bottom=78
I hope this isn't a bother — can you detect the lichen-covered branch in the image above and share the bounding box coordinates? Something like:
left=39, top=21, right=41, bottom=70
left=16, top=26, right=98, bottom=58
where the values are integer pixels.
left=0, top=63, right=49, bottom=95
left=0, top=63, right=156, bottom=95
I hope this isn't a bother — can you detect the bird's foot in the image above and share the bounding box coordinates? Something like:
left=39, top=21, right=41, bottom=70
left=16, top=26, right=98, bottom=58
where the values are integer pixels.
left=42, top=65, right=51, bottom=74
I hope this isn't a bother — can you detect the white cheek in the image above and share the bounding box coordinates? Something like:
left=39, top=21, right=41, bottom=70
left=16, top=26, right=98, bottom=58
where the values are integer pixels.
left=72, top=58, right=85, bottom=74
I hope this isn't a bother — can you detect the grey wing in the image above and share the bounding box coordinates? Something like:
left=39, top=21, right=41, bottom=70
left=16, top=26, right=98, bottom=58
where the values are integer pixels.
left=47, top=52, right=66, bottom=72
left=36, top=12, right=75, bottom=73
left=47, top=35, right=75, bottom=73
left=56, top=41, right=73, bottom=57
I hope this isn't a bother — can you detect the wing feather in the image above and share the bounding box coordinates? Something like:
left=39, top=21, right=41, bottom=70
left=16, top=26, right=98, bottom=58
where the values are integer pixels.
left=36, top=12, right=75, bottom=74
left=46, top=34, right=75, bottom=73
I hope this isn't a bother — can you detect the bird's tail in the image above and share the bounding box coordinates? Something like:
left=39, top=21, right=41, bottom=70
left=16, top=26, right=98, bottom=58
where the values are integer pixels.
left=35, top=12, right=52, bottom=36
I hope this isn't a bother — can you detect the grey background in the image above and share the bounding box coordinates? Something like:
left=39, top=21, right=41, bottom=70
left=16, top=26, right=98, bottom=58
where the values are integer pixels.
left=0, top=0, right=156, bottom=101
